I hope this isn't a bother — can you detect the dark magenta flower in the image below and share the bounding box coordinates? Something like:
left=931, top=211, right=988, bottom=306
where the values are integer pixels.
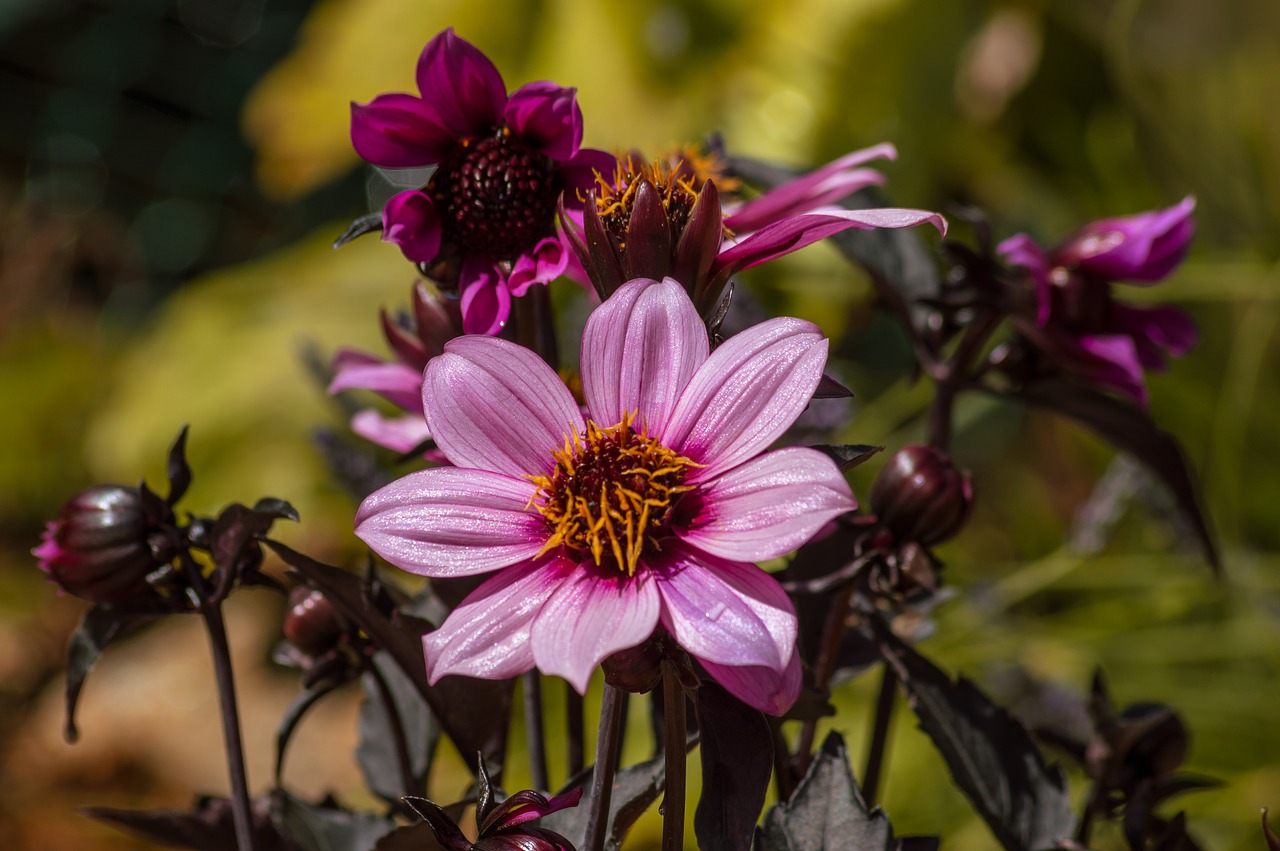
left=998, top=197, right=1198, bottom=405
left=351, top=28, right=612, bottom=334
left=356, top=278, right=858, bottom=714
left=407, top=785, right=582, bottom=851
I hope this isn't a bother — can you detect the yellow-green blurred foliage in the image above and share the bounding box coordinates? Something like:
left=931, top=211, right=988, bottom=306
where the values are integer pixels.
left=3, top=0, right=1279, bottom=849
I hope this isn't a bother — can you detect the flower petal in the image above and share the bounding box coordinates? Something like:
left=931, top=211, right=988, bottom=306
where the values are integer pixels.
left=328, top=354, right=422, bottom=412
left=424, top=335, right=584, bottom=476
left=350, top=93, right=455, bottom=167
left=504, top=81, right=582, bottom=162
left=414, top=28, right=506, bottom=139
left=349, top=409, right=432, bottom=454
left=581, top=278, right=709, bottom=433
left=699, top=647, right=802, bottom=716
left=507, top=235, right=569, bottom=297
left=654, top=545, right=796, bottom=671
left=558, top=148, right=617, bottom=213
left=1057, top=196, right=1195, bottom=283
left=382, top=190, right=443, bottom=264
left=680, top=447, right=856, bottom=562
left=458, top=255, right=512, bottom=335
left=997, top=233, right=1052, bottom=325
left=1111, top=303, right=1199, bottom=361
left=355, top=466, right=544, bottom=577
left=663, top=317, right=828, bottom=480
left=531, top=568, right=660, bottom=694
left=1077, top=334, right=1149, bottom=406
left=424, top=557, right=570, bottom=683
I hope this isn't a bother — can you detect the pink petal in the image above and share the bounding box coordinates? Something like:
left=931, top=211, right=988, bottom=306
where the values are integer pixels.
left=504, top=81, right=582, bottom=162
left=712, top=207, right=948, bottom=281
left=458, top=255, right=511, bottom=334
left=1078, top=334, right=1149, bottom=406
left=1111, top=303, right=1198, bottom=360
left=662, top=317, right=828, bottom=481
left=654, top=545, right=796, bottom=671
left=1059, top=196, right=1195, bottom=283
left=414, top=28, right=506, bottom=139
left=507, top=236, right=569, bottom=297
left=349, top=409, right=431, bottom=454
left=558, top=148, right=617, bottom=212
left=580, top=278, right=709, bottom=434
left=699, top=647, right=802, bottom=716
left=424, top=558, right=571, bottom=683
left=680, top=447, right=856, bottom=562
left=355, top=466, right=545, bottom=577
left=328, top=358, right=423, bottom=412
left=424, top=335, right=584, bottom=476
left=724, top=143, right=897, bottom=233
left=350, top=93, right=456, bottom=167
left=997, top=233, right=1052, bottom=326
left=530, top=568, right=660, bottom=693
left=382, top=190, right=443, bottom=264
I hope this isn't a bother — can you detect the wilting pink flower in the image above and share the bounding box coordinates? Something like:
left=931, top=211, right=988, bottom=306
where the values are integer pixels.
left=356, top=278, right=857, bottom=714
left=998, top=197, right=1198, bottom=405
left=351, top=28, right=612, bottom=334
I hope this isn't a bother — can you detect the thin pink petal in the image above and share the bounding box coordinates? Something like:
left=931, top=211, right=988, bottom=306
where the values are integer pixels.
left=504, top=81, right=582, bottom=162
left=507, top=236, right=569, bottom=297
left=530, top=568, right=660, bottom=693
left=414, top=28, right=506, bottom=139
left=382, top=190, right=442, bottom=264
left=997, top=233, right=1052, bottom=325
left=424, top=336, right=584, bottom=476
left=699, top=647, right=802, bottom=716
left=654, top=545, right=796, bottom=671
left=558, top=149, right=617, bottom=212
left=424, top=558, right=571, bottom=683
left=355, top=466, right=545, bottom=577
left=580, top=278, right=709, bottom=433
left=1078, top=334, right=1149, bottom=406
left=458, top=255, right=511, bottom=334
left=663, top=317, right=828, bottom=480
left=680, top=447, right=856, bottom=562
left=328, top=359, right=423, bottom=412
left=350, top=94, right=455, bottom=167
left=349, top=409, right=431, bottom=454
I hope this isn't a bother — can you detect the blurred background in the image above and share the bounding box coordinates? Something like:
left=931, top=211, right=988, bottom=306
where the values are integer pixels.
left=1, top=0, right=1277, bottom=848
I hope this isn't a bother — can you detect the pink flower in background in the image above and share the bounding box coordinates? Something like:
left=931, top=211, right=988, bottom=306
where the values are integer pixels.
left=351, top=28, right=611, bottom=334
left=998, top=197, right=1198, bottom=405
left=356, top=278, right=856, bottom=714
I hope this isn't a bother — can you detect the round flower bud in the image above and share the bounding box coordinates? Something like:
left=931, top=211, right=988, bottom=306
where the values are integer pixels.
left=282, top=587, right=345, bottom=658
left=33, top=485, right=159, bottom=604
left=869, top=445, right=974, bottom=546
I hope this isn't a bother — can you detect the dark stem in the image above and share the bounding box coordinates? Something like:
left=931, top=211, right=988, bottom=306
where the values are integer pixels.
left=661, top=662, right=687, bottom=851
left=567, top=685, right=585, bottom=777
left=795, top=583, right=856, bottom=773
left=180, top=553, right=255, bottom=851
left=367, top=660, right=419, bottom=801
left=583, top=685, right=626, bottom=851
left=861, top=665, right=898, bottom=805
left=927, top=310, right=1001, bottom=451
left=513, top=285, right=560, bottom=370
left=523, top=671, right=549, bottom=792
left=1076, top=787, right=1101, bottom=845
left=769, top=718, right=796, bottom=803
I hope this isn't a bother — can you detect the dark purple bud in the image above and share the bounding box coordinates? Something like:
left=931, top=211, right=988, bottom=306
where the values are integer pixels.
left=623, top=178, right=673, bottom=281
left=869, top=445, right=974, bottom=546
left=602, top=640, right=664, bottom=694
left=282, top=586, right=345, bottom=657
left=579, top=192, right=625, bottom=298
left=33, top=485, right=161, bottom=604
left=676, top=180, right=724, bottom=309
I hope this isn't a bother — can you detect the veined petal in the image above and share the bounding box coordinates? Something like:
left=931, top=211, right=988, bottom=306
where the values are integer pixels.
left=654, top=545, right=796, bottom=671
left=424, top=557, right=570, bottom=683
left=355, top=467, right=544, bottom=577
left=507, top=235, right=569, bottom=297
left=458, top=256, right=511, bottom=335
left=349, top=409, right=431, bottom=454
left=328, top=358, right=423, bottom=412
left=530, top=568, right=660, bottom=694
left=1058, top=196, right=1196, bottom=283
left=504, top=81, right=582, bottom=162
left=424, top=336, right=584, bottom=476
left=383, top=191, right=443, bottom=264
left=350, top=94, right=455, bottom=167
left=699, top=647, right=802, bottom=716
left=580, top=278, right=709, bottom=433
left=558, top=148, right=617, bottom=212
left=414, top=28, right=506, bottom=139
left=680, top=446, right=856, bottom=562
left=1077, top=334, right=1149, bottom=407
left=663, top=317, right=828, bottom=481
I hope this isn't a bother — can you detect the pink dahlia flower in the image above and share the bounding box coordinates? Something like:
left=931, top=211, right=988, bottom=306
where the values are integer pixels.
left=356, top=278, right=857, bottom=714
left=351, top=28, right=612, bottom=335
left=998, top=197, right=1198, bottom=406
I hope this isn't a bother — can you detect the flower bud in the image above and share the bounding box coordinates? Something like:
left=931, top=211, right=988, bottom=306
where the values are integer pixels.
left=869, top=445, right=974, bottom=546
left=1053, top=197, right=1195, bottom=283
left=282, top=587, right=345, bottom=657
left=33, top=485, right=160, bottom=604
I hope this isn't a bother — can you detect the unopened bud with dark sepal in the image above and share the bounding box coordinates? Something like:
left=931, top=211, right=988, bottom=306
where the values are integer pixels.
left=869, top=444, right=974, bottom=547
left=282, top=586, right=347, bottom=659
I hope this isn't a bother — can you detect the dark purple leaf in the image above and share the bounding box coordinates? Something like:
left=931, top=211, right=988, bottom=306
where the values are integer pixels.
left=812, top=444, right=883, bottom=472
left=357, top=652, right=438, bottom=803
left=276, top=677, right=345, bottom=784
left=272, top=791, right=398, bottom=851
left=1263, top=809, right=1280, bottom=851
left=85, top=795, right=291, bottom=851
left=813, top=374, right=854, bottom=399
left=209, top=502, right=297, bottom=598
left=694, top=680, right=773, bottom=851
left=1011, top=377, right=1218, bottom=571
left=166, top=425, right=192, bottom=506
left=756, top=731, right=908, bottom=851
left=374, top=822, right=452, bottom=851
left=1147, top=812, right=1204, bottom=851
left=541, top=751, right=668, bottom=851
left=333, top=212, right=384, bottom=249
left=64, top=605, right=134, bottom=743
left=873, top=621, right=1076, bottom=851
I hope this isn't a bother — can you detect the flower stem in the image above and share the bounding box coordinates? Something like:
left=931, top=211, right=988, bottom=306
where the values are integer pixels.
left=567, top=684, right=585, bottom=777
left=795, top=583, right=856, bottom=773
left=583, top=685, right=626, bottom=851
left=367, top=660, right=419, bottom=801
left=661, top=662, right=687, bottom=851
left=769, top=718, right=796, bottom=802
left=523, top=671, right=549, bottom=792
left=513, top=286, right=560, bottom=370
left=861, top=665, right=898, bottom=805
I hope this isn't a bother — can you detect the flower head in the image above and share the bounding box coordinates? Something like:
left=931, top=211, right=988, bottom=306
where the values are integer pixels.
left=998, top=197, right=1198, bottom=405
left=356, top=278, right=857, bottom=714
left=351, top=28, right=612, bottom=334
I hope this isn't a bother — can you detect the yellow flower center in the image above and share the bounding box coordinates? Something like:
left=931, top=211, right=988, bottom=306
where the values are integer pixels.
left=527, top=413, right=701, bottom=575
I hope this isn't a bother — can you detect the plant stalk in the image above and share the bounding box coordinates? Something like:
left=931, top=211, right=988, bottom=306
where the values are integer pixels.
left=661, top=662, right=687, bottom=851
left=861, top=665, right=898, bottom=805
left=583, top=685, right=626, bottom=851
left=567, top=685, right=585, bottom=777
left=523, top=671, right=549, bottom=792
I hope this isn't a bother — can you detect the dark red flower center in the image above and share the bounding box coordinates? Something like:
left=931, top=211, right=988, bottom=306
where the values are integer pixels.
left=428, top=130, right=560, bottom=262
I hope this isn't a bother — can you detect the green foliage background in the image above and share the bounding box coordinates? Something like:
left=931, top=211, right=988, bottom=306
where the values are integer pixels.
left=1, top=0, right=1277, bottom=848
